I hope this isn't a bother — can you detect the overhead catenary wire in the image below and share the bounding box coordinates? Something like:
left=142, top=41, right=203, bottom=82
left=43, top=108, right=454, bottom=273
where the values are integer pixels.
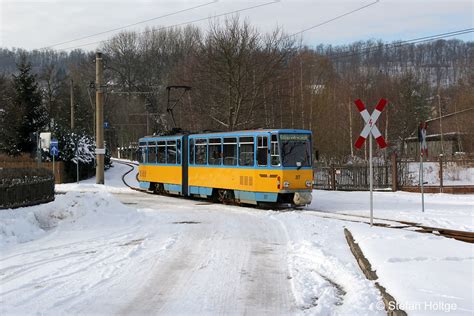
left=56, top=0, right=279, bottom=51
left=43, top=0, right=219, bottom=49
left=325, top=28, right=474, bottom=60
left=285, top=0, right=380, bottom=39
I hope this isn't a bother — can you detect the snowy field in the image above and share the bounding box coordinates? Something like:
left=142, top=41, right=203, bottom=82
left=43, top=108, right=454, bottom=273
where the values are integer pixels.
left=310, top=190, right=473, bottom=232
left=406, top=161, right=473, bottom=186
left=0, top=160, right=472, bottom=315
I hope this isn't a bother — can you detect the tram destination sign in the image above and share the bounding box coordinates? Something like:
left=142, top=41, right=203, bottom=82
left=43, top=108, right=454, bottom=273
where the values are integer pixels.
left=279, top=134, right=310, bottom=141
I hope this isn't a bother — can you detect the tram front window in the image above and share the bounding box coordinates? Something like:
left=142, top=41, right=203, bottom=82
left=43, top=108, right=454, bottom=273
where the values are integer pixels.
left=279, top=134, right=311, bottom=167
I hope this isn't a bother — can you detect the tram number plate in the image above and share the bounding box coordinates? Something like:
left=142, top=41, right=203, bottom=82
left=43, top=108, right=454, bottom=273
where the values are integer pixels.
left=295, top=175, right=300, bottom=180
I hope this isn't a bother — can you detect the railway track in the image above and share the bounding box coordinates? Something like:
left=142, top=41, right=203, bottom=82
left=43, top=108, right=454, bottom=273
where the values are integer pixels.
left=113, top=159, right=474, bottom=244
left=298, top=209, right=474, bottom=243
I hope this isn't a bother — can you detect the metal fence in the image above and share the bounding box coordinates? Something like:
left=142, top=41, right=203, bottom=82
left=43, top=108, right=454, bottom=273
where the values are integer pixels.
left=314, top=163, right=392, bottom=191
left=398, top=157, right=474, bottom=187
left=314, top=156, right=473, bottom=191
left=0, top=168, right=55, bottom=209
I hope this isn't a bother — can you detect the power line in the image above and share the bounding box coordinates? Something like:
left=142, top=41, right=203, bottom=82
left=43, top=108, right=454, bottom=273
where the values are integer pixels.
left=57, top=0, right=279, bottom=51
left=326, top=28, right=474, bottom=60
left=286, top=0, right=380, bottom=39
left=43, top=0, right=218, bottom=49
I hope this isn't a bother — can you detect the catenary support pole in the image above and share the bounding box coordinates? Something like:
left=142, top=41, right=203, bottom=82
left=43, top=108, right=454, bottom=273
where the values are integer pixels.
left=369, top=135, right=373, bottom=226
left=95, top=52, right=105, bottom=184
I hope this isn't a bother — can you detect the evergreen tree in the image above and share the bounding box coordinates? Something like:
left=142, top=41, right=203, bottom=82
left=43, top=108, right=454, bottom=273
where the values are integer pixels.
left=0, top=74, right=22, bottom=155
left=11, top=55, right=48, bottom=154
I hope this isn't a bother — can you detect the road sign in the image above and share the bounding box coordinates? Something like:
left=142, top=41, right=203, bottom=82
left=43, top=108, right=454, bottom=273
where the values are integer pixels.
left=354, top=98, right=388, bottom=227
left=104, top=121, right=109, bottom=129
left=50, top=139, right=59, bottom=157
left=40, top=132, right=51, bottom=149
left=354, top=99, right=387, bottom=149
left=418, top=122, right=428, bottom=157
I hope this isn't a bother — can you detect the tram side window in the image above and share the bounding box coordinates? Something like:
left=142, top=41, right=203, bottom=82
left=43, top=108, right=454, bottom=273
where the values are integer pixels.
left=239, top=136, right=254, bottom=166
left=223, top=137, right=237, bottom=166
left=195, top=139, right=207, bottom=165
left=257, top=136, right=268, bottom=166
left=176, top=139, right=181, bottom=164
left=139, top=143, right=146, bottom=163
left=148, top=142, right=157, bottom=163
left=271, top=134, right=281, bottom=166
left=167, top=140, right=177, bottom=164
left=157, top=141, right=166, bottom=163
left=189, top=138, right=195, bottom=164
left=208, top=138, right=222, bottom=165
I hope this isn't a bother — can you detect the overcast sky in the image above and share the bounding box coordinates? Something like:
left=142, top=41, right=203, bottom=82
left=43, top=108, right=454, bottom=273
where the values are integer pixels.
left=1, top=0, right=472, bottom=51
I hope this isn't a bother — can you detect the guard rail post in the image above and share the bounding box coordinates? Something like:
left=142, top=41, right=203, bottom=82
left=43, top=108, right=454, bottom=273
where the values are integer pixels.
left=330, top=164, right=336, bottom=190
left=439, top=154, right=444, bottom=193
left=391, top=153, right=398, bottom=192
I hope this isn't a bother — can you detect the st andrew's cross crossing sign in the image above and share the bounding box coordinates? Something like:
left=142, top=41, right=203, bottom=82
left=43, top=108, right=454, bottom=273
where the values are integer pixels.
left=354, top=98, right=388, bottom=149
left=353, top=98, right=388, bottom=227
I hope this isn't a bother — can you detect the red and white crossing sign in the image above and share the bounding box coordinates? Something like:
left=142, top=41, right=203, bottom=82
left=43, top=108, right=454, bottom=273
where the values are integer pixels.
left=418, top=122, right=428, bottom=157
left=354, top=99, right=388, bottom=149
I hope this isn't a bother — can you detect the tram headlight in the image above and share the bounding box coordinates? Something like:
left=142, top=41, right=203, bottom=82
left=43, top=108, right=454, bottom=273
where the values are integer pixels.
left=306, top=180, right=312, bottom=188
left=283, top=181, right=290, bottom=188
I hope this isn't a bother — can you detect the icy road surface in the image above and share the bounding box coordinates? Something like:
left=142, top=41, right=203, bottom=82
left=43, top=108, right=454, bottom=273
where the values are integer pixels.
left=0, top=189, right=382, bottom=315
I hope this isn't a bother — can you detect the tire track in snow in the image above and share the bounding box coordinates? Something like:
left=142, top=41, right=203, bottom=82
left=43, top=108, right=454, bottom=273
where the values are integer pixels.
left=117, top=204, right=297, bottom=315
left=274, top=215, right=383, bottom=315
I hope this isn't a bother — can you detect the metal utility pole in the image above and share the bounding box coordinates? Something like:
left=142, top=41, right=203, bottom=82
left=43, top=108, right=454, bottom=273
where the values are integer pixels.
left=95, top=52, right=105, bottom=184
left=70, top=79, right=75, bottom=130
left=369, top=135, right=373, bottom=226
left=437, top=93, right=444, bottom=155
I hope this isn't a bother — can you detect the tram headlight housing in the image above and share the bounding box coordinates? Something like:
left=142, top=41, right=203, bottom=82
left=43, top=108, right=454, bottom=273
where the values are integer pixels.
left=283, top=181, right=290, bottom=188
left=305, top=180, right=312, bottom=188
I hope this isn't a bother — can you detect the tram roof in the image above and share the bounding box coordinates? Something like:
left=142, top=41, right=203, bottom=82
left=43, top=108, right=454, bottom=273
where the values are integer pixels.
left=139, top=129, right=311, bottom=141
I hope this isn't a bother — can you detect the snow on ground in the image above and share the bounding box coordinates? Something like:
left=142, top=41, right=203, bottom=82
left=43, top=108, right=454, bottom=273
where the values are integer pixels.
left=349, top=224, right=474, bottom=315
left=1, top=187, right=384, bottom=314
left=309, top=190, right=474, bottom=231
left=269, top=212, right=382, bottom=314
left=56, top=159, right=139, bottom=193
left=0, top=159, right=472, bottom=315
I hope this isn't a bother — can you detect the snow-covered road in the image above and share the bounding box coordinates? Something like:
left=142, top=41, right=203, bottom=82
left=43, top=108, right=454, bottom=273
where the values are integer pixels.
left=116, top=192, right=297, bottom=315
left=1, top=189, right=382, bottom=315
left=1, top=160, right=472, bottom=315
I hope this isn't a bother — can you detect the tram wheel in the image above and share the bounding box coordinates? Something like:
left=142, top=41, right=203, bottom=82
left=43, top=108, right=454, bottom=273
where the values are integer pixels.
left=217, top=189, right=234, bottom=204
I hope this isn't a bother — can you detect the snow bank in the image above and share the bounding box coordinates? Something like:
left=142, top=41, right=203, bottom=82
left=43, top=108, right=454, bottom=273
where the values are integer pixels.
left=0, top=191, right=141, bottom=249
left=271, top=211, right=384, bottom=315
left=350, top=224, right=474, bottom=315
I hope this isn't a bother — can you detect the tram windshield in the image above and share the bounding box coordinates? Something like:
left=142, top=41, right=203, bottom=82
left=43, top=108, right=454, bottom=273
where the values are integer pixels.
left=279, top=134, right=311, bottom=167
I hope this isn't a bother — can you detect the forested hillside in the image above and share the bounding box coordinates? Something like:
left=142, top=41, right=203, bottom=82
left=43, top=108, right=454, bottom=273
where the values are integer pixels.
left=1, top=18, right=472, bottom=161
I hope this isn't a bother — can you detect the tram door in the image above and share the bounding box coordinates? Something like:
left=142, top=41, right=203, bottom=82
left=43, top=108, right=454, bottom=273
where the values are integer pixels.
left=182, top=135, right=189, bottom=196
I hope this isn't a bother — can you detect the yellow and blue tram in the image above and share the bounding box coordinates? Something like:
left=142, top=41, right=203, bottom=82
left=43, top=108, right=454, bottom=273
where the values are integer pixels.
left=138, top=129, right=313, bottom=206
